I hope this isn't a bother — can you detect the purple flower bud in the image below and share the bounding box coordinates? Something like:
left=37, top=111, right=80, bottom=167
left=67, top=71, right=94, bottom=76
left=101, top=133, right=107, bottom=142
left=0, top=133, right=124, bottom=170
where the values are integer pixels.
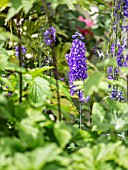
left=107, top=66, right=113, bottom=74
left=108, top=75, right=114, bottom=80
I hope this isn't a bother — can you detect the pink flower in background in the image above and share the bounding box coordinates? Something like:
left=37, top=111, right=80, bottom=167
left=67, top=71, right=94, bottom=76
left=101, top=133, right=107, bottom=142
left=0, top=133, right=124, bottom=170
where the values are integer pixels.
left=78, top=16, right=85, bottom=22
left=78, top=16, right=94, bottom=27
left=84, top=19, right=94, bottom=27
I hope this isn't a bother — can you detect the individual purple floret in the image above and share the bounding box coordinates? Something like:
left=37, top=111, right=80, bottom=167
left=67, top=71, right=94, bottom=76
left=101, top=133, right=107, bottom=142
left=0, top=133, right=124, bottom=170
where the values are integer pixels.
left=44, top=26, right=56, bottom=45
left=116, top=55, right=124, bottom=67
left=85, top=96, right=90, bottom=102
left=108, top=75, right=114, bottom=80
left=107, top=66, right=113, bottom=74
left=66, top=32, right=87, bottom=102
left=110, top=43, right=115, bottom=54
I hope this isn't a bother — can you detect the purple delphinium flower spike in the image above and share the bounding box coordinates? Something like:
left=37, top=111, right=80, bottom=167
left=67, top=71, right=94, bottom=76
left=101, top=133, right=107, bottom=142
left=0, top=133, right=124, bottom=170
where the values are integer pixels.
left=66, top=32, right=87, bottom=102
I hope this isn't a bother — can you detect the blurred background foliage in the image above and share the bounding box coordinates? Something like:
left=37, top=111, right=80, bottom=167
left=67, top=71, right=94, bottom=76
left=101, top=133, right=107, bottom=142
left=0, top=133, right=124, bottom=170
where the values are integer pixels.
left=1, top=0, right=128, bottom=170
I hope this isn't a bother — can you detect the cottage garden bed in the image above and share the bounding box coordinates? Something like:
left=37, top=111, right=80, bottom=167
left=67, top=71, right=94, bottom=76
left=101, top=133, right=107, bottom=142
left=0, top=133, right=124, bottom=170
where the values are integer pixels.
left=0, top=0, right=128, bottom=169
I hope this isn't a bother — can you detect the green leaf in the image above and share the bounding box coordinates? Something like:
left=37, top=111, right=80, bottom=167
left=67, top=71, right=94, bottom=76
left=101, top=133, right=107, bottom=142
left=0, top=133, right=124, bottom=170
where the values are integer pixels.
left=92, top=102, right=109, bottom=132
left=47, top=0, right=75, bottom=10
left=28, top=76, right=51, bottom=106
left=61, top=42, right=71, bottom=58
left=96, top=57, right=116, bottom=67
left=0, top=28, right=18, bottom=41
left=0, top=95, right=14, bottom=119
left=6, top=0, right=23, bottom=21
left=0, top=0, right=9, bottom=8
left=32, top=144, right=61, bottom=169
left=54, top=122, right=72, bottom=148
left=22, top=0, right=36, bottom=14
left=92, top=100, right=128, bottom=132
left=28, top=66, right=54, bottom=78
left=14, top=153, right=32, bottom=170
left=77, top=0, right=91, bottom=11
left=83, top=72, right=105, bottom=97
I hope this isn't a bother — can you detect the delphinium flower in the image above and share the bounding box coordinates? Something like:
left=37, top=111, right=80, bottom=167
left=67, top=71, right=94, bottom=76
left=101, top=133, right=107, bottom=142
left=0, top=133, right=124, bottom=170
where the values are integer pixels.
left=110, top=88, right=124, bottom=101
left=107, top=0, right=128, bottom=101
left=66, top=32, right=87, bottom=102
left=14, top=46, right=26, bottom=68
left=44, top=26, right=56, bottom=45
left=14, top=46, right=26, bottom=57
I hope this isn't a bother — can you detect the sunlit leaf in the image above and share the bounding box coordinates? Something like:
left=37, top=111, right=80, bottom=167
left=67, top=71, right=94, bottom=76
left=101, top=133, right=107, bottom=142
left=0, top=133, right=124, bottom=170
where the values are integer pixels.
left=28, top=76, right=51, bottom=106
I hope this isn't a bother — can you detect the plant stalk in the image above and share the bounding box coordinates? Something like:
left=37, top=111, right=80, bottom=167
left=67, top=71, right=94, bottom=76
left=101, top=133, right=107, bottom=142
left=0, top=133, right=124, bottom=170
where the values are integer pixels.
left=79, top=96, right=82, bottom=129
left=17, top=14, right=22, bottom=103
left=42, top=0, right=61, bottom=120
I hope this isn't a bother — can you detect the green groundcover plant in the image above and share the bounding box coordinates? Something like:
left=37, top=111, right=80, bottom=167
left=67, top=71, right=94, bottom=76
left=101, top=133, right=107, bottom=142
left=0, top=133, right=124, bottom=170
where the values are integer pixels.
left=0, top=0, right=128, bottom=169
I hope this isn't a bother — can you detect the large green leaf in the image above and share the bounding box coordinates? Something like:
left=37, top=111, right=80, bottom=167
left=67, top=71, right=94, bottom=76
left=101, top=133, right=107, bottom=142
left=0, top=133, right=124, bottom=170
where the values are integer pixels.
left=31, top=144, right=61, bottom=169
left=28, top=76, right=51, bottom=106
left=83, top=72, right=105, bottom=98
left=92, top=102, right=110, bottom=133
left=54, top=122, right=72, bottom=148
left=92, top=100, right=128, bottom=133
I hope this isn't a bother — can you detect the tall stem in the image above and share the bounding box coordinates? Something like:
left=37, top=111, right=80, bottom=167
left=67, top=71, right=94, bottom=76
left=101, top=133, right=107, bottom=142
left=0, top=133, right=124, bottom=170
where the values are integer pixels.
left=79, top=102, right=82, bottom=129
left=89, top=99, right=93, bottom=126
left=42, top=0, right=61, bottom=120
left=17, top=14, right=22, bottom=103
left=126, top=19, right=128, bottom=102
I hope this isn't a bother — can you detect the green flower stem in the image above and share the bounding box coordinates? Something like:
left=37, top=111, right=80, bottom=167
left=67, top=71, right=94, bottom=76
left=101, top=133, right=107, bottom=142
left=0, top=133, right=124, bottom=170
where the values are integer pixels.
left=17, top=14, right=22, bottom=103
left=126, top=19, right=128, bottom=102
left=42, top=0, right=61, bottom=121
left=79, top=101, right=82, bottom=129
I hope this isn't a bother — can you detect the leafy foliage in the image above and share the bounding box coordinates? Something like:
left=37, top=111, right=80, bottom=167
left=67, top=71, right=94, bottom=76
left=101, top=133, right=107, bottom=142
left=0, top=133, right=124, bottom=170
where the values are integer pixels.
left=0, top=0, right=128, bottom=170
